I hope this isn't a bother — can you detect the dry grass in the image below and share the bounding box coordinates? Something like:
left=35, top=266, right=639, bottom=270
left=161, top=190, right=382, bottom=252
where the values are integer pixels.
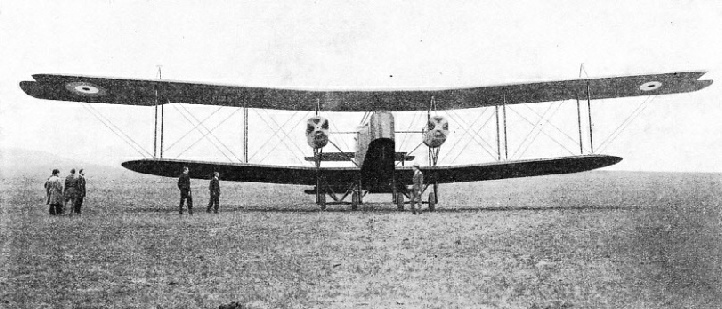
left=1, top=171, right=722, bottom=308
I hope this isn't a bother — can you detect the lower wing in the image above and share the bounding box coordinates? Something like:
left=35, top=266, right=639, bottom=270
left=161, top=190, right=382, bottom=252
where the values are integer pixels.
left=122, top=154, right=621, bottom=185
left=403, top=154, right=621, bottom=184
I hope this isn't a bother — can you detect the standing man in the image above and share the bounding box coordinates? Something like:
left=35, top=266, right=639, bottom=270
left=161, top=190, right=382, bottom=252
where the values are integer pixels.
left=178, top=166, right=193, bottom=215
left=45, top=169, right=64, bottom=215
left=412, top=162, right=424, bottom=215
left=64, top=168, right=78, bottom=215
left=207, top=172, right=220, bottom=214
left=74, top=169, right=86, bottom=215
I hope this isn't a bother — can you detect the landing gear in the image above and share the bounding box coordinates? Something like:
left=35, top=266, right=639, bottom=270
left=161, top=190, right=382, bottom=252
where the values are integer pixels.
left=351, top=191, right=360, bottom=210
left=396, top=192, right=405, bottom=211
left=392, top=175, right=405, bottom=211
left=318, top=189, right=326, bottom=211
left=314, top=148, right=326, bottom=211
left=351, top=179, right=362, bottom=211
left=310, top=179, right=364, bottom=211
left=422, top=99, right=443, bottom=211
left=425, top=146, right=441, bottom=212
left=428, top=183, right=438, bottom=212
left=428, top=191, right=436, bottom=212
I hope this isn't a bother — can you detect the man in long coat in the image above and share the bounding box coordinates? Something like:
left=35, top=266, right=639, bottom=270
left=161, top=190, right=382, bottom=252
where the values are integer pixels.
left=45, top=169, right=64, bottom=215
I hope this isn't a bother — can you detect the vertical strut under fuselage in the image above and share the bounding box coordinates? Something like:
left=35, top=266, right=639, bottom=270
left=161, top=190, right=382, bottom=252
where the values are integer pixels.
left=356, top=111, right=397, bottom=192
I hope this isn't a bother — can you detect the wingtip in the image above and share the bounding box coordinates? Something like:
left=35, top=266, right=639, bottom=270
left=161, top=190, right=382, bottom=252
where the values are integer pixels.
left=589, top=154, right=623, bottom=168
left=696, top=79, right=713, bottom=91
left=19, top=80, right=39, bottom=96
left=120, top=160, right=136, bottom=172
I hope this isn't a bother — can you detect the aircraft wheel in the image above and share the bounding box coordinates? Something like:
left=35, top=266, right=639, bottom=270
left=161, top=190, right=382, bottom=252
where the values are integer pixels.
left=428, top=192, right=436, bottom=212
left=319, top=193, right=326, bottom=211
left=396, top=193, right=404, bottom=211
left=351, top=191, right=359, bottom=211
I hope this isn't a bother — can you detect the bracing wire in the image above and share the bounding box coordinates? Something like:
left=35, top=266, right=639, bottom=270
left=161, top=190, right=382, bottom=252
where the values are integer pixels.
left=523, top=103, right=579, bottom=145
left=597, top=101, right=648, bottom=151
left=82, top=104, right=148, bottom=157
left=248, top=111, right=306, bottom=161
left=442, top=108, right=497, bottom=162
left=86, top=104, right=150, bottom=156
left=510, top=103, right=556, bottom=158
left=457, top=109, right=498, bottom=153
left=454, top=109, right=495, bottom=145
left=328, top=139, right=359, bottom=167
left=449, top=112, right=497, bottom=163
left=81, top=103, right=152, bottom=157
left=359, top=111, right=371, bottom=126
left=176, top=103, right=242, bottom=162
left=252, top=112, right=302, bottom=164
left=507, top=103, right=576, bottom=158
left=597, top=96, right=656, bottom=153
left=329, top=120, right=352, bottom=153
left=403, top=143, right=425, bottom=161
left=164, top=105, right=226, bottom=152
left=517, top=102, right=568, bottom=158
left=398, top=111, right=423, bottom=152
left=256, top=110, right=312, bottom=163
left=396, top=138, right=426, bottom=167
left=171, top=104, right=235, bottom=162
left=176, top=107, right=242, bottom=159
left=272, top=111, right=314, bottom=165
left=445, top=109, right=497, bottom=163
left=443, top=110, right=490, bottom=161
left=252, top=110, right=311, bottom=165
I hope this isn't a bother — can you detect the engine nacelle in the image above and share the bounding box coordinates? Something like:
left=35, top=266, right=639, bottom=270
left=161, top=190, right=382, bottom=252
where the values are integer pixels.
left=306, top=116, right=329, bottom=149
left=422, top=116, right=449, bottom=148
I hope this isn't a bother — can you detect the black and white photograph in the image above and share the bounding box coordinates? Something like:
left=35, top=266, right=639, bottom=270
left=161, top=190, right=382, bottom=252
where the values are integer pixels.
left=1, top=1, right=721, bottom=308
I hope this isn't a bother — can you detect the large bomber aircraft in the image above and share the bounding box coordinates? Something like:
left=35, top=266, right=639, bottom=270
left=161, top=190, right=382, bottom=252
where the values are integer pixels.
left=20, top=71, right=712, bottom=210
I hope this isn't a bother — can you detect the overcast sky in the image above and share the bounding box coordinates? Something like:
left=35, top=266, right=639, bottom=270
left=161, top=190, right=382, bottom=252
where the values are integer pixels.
left=1, top=0, right=721, bottom=172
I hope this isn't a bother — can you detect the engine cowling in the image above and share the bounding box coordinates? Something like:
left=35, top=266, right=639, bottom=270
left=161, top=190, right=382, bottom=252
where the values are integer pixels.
left=306, top=116, right=329, bottom=149
left=422, top=116, right=449, bottom=148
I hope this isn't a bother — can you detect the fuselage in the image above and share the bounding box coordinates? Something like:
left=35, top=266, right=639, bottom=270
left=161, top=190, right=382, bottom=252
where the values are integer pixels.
left=356, top=111, right=396, bottom=191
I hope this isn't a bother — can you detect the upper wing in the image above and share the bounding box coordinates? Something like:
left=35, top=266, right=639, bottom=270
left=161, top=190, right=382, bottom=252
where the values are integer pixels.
left=20, top=72, right=711, bottom=111
left=121, top=154, right=620, bottom=186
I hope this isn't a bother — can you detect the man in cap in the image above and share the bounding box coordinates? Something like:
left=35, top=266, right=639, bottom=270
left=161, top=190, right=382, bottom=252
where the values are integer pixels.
left=63, top=168, right=78, bottom=215
left=207, top=172, right=220, bottom=214
left=74, top=169, right=86, bottom=215
left=411, top=162, right=424, bottom=214
left=178, top=166, right=193, bottom=215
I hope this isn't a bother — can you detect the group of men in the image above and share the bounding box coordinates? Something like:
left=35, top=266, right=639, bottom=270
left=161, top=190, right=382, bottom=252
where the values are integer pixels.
left=44, top=168, right=86, bottom=215
left=177, top=166, right=220, bottom=215
left=42, top=164, right=419, bottom=215
left=40, top=164, right=424, bottom=215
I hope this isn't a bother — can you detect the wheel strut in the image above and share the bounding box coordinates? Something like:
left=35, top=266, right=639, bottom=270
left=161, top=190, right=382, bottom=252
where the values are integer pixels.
left=314, top=148, right=326, bottom=210
left=351, top=180, right=361, bottom=211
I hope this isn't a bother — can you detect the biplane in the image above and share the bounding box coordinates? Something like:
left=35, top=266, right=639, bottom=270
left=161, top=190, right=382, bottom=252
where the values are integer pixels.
left=20, top=71, right=712, bottom=210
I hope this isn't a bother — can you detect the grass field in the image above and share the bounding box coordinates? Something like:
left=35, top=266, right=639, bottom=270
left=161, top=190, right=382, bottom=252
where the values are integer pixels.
left=1, top=170, right=721, bottom=308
